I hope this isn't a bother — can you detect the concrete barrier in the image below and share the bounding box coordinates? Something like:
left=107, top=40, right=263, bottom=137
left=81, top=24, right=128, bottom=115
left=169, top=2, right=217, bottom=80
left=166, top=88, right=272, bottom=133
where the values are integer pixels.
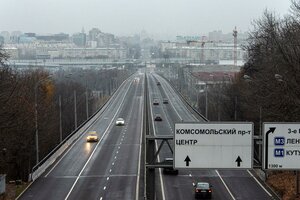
left=0, top=174, right=6, bottom=195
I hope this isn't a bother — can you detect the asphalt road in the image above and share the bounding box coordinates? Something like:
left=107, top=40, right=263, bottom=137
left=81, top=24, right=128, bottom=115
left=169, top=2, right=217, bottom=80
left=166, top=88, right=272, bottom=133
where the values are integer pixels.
left=147, top=72, right=277, bottom=200
left=18, top=72, right=145, bottom=200
left=18, top=69, right=278, bottom=200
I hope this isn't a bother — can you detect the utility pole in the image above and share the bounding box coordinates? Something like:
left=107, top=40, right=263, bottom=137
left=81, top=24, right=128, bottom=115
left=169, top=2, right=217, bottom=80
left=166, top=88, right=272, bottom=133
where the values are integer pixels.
left=86, top=90, right=89, bottom=119
left=74, top=90, right=77, bottom=129
left=201, top=36, right=206, bottom=63
left=205, top=84, right=208, bottom=119
left=233, top=27, right=238, bottom=66
left=59, top=95, right=62, bottom=142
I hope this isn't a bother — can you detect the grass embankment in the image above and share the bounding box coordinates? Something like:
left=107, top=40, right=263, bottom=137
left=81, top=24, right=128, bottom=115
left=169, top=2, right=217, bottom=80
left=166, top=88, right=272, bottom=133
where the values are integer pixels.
left=267, top=171, right=300, bottom=200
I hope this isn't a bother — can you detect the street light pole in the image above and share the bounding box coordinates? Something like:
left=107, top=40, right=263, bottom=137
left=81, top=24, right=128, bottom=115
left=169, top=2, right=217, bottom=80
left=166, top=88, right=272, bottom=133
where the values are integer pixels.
left=74, top=90, right=77, bottom=129
left=234, top=96, right=237, bottom=120
left=34, top=86, right=39, bottom=165
left=85, top=73, right=89, bottom=120
left=59, top=95, right=62, bottom=142
left=86, top=90, right=88, bottom=119
left=34, top=76, right=52, bottom=165
left=205, top=84, right=208, bottom=119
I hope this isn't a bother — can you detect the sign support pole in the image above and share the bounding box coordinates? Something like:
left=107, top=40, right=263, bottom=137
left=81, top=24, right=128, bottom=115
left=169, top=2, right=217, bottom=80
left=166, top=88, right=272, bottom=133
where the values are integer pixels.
left=297, top=171, right=300, bottom=196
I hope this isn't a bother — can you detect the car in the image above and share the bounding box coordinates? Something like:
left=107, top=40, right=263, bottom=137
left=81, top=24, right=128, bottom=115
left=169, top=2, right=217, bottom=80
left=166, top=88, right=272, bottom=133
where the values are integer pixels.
left=86, top=131, right=99, bottom=142
left=194, top=182, right=212, bottom=199
left=163, top=98, right=168, bottom=104
left=154, top=114, right=162, bottom=121
left=153, top=99, right=159, bottom=105
left=162, top=158, right=178, bottom=175
left=115, top=118, right=125, bottom=126
left=157, top=82, right=161, bottom=86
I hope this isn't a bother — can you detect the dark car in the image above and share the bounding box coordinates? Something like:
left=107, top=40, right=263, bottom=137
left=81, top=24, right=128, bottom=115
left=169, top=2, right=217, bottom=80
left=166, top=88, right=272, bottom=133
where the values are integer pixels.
left=157, top=82, right=161, bottom=86
left=154, top=114, right=162, bottom=121
left=194, top=182, right=212, bottom=199
left=163, top=98, right=168, bottom=104
left=153, top=99, right=159, bottom=105
left=163, top=158, right=178, bottom=175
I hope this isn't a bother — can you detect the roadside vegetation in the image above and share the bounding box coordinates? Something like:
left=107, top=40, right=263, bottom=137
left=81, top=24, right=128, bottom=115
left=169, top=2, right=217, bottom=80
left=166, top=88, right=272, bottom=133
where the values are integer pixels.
left=0, top=48, right=133, bottom=186
left=160, top=1, right=300, bottom=199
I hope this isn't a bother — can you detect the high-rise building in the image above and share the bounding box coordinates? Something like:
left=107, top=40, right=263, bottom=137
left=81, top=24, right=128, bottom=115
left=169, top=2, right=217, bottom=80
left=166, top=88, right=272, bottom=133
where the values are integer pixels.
left=72, top=33, right=86, bottom=47
left=0, top=31, right=10, bottom=43
left=89, top=28, right=101, bottom=41
left=0, top=36, right=4, bottom=45
left=208, top=30, right=222, bottom=42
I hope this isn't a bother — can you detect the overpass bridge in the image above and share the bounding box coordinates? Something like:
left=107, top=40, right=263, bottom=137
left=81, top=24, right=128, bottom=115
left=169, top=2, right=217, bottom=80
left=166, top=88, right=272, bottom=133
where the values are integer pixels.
left=6, top=58, right=216, bottom=70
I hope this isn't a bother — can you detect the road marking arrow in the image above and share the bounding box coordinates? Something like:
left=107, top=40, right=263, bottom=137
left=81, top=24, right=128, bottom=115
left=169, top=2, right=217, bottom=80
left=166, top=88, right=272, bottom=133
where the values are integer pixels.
left=235, top=156, right=242, bottom=167
left=184, top=156, right=191, bottom=166
left=265, top=127, right=276, bottom=169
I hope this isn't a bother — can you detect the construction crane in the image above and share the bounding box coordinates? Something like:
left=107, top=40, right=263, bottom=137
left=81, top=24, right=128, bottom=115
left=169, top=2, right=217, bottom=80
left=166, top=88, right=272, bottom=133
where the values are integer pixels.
left=233, top=27, right=238, bottom=66
left=201, top=36, right=206, bottom=63
left=200, top=36, right=214, bottom=64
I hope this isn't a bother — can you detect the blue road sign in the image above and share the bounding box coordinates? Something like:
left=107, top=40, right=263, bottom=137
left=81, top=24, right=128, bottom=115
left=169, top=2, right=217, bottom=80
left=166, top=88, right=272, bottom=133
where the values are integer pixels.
left=274, top=148, right=285, bottom=157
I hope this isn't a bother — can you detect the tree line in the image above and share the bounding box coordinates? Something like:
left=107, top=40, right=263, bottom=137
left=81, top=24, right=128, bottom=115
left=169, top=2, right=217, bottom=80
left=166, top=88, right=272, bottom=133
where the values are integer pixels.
left=160, top=1, right=300, bottom=198
left=166, top=0, right=300, bottom=131
left=0, top=51, right=133, bottom=181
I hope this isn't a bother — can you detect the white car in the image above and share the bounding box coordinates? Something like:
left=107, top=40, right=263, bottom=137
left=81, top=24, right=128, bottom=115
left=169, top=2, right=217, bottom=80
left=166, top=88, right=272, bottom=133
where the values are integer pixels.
left=116, top=118, right=125, bottom=126
left=86, top=131, right=99, bottom=142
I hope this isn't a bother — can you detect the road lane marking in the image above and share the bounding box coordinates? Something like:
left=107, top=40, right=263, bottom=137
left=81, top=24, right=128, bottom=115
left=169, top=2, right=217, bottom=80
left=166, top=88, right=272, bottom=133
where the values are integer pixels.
left=215, top=170, right=235, bottom=200
left=156, top=74, right=198, bottom=121
left=64, top=79, right=133, bottom=200
left=247, top=170, right=272, bottom=196
left=136, top=90, right=144, bottom=200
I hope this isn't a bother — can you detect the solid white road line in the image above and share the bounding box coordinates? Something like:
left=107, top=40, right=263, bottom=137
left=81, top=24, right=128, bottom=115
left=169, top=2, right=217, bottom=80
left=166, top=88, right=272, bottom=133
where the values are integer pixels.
left=215, top=170, right=236, bottom=200
left=247, top=170, right=272, bottom=197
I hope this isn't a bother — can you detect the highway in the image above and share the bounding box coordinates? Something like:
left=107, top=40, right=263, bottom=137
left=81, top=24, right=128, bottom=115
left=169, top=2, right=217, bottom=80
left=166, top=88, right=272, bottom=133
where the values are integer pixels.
left=18, top=71, right=145, bottom=200
left=147, top=72, right=277, bottom=200
left=18, top=69, right=278, bottom=200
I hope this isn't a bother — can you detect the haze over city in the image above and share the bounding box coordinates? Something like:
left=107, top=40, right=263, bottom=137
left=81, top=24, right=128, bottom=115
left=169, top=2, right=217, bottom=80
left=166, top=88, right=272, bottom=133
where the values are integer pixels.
left=2, top=0, right=300, bottom=200
left=0, top=0, right=291, bottom=38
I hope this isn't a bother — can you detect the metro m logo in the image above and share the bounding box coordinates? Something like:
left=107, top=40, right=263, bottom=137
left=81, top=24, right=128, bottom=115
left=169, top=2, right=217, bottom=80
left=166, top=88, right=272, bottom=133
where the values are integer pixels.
left=274, top=148, right=285, bottom=157
left=274, top=137, right=285, bottom=146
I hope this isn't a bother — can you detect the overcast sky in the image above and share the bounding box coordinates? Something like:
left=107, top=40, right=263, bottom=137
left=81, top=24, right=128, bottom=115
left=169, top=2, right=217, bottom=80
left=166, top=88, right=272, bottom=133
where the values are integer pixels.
left=0, top=0, right=292, bottom=39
